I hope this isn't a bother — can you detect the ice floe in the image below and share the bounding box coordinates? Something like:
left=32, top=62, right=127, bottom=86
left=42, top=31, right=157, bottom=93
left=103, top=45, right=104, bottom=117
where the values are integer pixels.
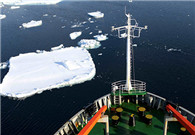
left=88, top=11, right=104, bottom=18
left=22, top=20, right=42, bottom=28
left=0, top=14, right=6, bottom=20
left=2, top=0, right=62, bottom=5
left=167, top=48, right=181, bottom=52
left=0, top=62, right=8, bottom=70
left=10, top=6, right=20, bottom=9
left=43, top=14, right=48, bottom=16
left=70, top=31, right=82, bottom=40
left=51, top=44, right=64, bottom=51
left=36, top=50, right=46, bottom=53
left=132, top=44, right=137, bottom=47
left=121, top=33, right=127, bottom=38
left=98, top=53, right=102, bottom=56
left=94, top=34, right=108, bottom=41
left=0, top=47, right=95, bottom=98
left=98, top=30, right=102, bottom=34
left=78, top=39, right=101, bottom=49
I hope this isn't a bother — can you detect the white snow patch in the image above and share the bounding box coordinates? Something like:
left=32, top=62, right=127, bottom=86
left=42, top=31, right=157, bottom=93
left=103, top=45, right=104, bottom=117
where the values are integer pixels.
left=0, top=14, right=6, bottom=20
left=0, top=47, right=95, bottom=98
left=88, top=11, right=104, bottom=18
left=70, top=31, right=82, bottom=40
left=22, top=20, right=42, bottom=28
left=78, top=39, right=101, bottom=49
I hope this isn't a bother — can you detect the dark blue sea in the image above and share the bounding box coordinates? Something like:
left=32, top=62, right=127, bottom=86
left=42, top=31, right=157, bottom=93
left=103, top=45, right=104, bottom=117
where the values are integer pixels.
left=1, top=1, right=195, bottom=135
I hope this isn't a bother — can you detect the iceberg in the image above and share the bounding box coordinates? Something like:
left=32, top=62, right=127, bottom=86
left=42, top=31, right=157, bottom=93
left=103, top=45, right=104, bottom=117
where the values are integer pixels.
left=94, top=34, right=108, bottom=41
left=10, top=6, right=20, bottom=9
left=2, top=0, right=62, bottom=5
left=0, top=14, right=6, bottom=20
left=70, top=31, right=82, bottom=40
left=88, top=11, right=104, bottom=18
left=78, top=39, right=101, bottom=49
left=51, top=44, right=64, bottom=51
left=0, top=47, right=95, bottom=99
left=22, top=20, right=42, bottom=28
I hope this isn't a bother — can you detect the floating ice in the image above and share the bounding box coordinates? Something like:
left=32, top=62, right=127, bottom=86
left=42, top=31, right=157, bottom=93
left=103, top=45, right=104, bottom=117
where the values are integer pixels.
left=51, top=44, right=64, bottom=51
left=88, top=11, right=104, bottom=18
left=61, top=26, right=65, bottom=28
left=0, top=47, right=95, bottom=98
left=121, top=33, right=127, bottom=38
left=0, top=62, right=8, bottom=70
left=78, top=39, right=101, bottom=49
left=94, top=34, right=108, bottom=41
left=0, top=14, right=6, bottom=20
left=2, top=0, right=62, bottom=5
left=22, top=20, right=42, bottom=28
left=89, top=32, right=93, bottom=35
left=132, top=44, right=137, bottom=47
left=0, top=3, right=4, bottom=8
left=10, top=6, right=20, bottom=9
left=53, top=15, right=56, bottom=17
left=167, top=48, right=181, bottom=52
left=43, top=14, right=48, bottom=16
left=36, top=50, right=46, bottom=53
left=70, top=31, right=82, bottom=40
left=98, top=53, right=102, bottom=56
left=98, top=30, right=102, bottom=34
left=71, top=24, right=83, bottom=28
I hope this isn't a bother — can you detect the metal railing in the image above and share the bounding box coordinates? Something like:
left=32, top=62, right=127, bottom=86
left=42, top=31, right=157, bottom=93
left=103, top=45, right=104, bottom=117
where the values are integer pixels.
left=111, top=80, right=146, bottom=94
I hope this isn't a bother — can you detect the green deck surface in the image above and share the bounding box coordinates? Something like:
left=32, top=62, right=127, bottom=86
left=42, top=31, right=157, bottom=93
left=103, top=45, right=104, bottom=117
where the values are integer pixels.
left=89, top=102, right=190, bottom=135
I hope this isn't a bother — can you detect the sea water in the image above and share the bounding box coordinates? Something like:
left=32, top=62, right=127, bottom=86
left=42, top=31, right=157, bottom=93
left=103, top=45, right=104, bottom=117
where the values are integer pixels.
left=1, top=1, right=195, bottom=135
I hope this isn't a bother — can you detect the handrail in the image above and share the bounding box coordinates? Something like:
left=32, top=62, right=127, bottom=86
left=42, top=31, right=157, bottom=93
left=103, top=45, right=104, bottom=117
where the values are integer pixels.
left=166, top=104, right=195, bottom=135
left=111, top=80, right=146, bottom=93
left=78, top=105, right=107, bottom=135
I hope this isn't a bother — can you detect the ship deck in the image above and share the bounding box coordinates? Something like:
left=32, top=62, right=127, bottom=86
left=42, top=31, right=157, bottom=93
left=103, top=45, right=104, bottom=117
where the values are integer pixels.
left=89, top=102, right=190, bottom=135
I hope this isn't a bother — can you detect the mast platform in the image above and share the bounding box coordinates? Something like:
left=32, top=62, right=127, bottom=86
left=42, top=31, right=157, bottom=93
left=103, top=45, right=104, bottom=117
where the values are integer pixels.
left=111, top=80, right=147, bottom=96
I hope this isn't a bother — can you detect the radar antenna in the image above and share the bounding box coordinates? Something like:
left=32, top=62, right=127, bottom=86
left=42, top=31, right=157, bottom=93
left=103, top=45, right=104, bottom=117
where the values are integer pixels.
left=112, top=12, right=147, bottom=91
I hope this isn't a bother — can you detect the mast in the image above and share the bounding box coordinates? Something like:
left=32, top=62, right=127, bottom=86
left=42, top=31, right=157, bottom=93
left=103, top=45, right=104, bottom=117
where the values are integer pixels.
left=126, top=13, right=132, bottom=90
left=112, top=12, right=147, bottom=91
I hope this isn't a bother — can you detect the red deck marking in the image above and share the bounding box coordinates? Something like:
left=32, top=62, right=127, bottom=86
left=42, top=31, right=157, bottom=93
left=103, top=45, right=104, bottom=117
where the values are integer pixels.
left=166, top=104, right=195, bottom=135
left=78, top=105, right=107, bottom=135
